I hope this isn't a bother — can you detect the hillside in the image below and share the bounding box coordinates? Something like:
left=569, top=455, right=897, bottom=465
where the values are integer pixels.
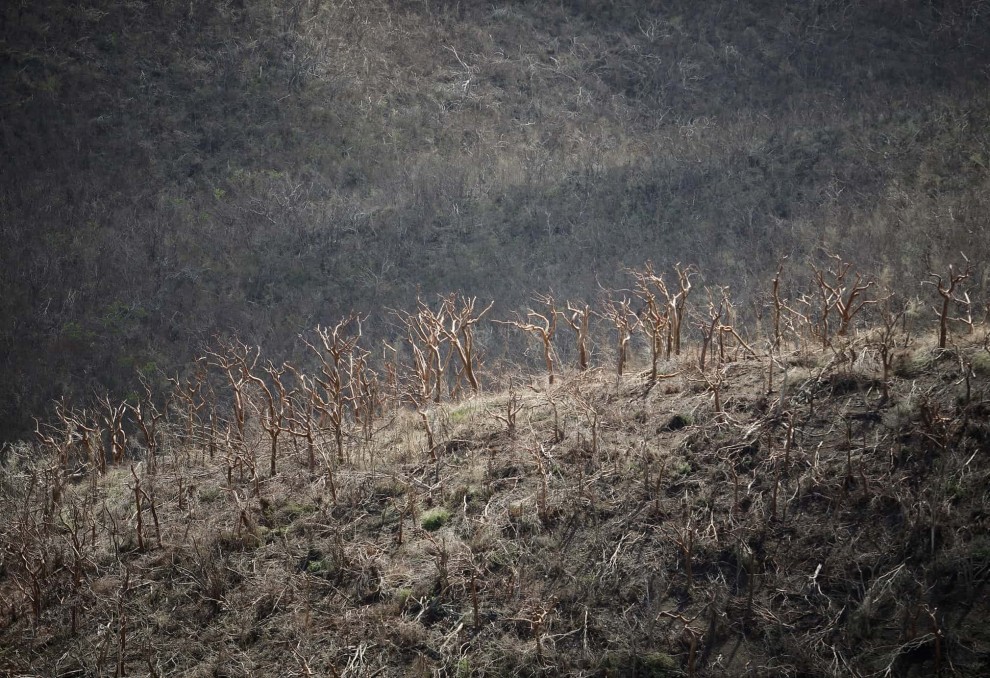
left=3, top=1, right=990, bottom=673
left=2, top=274, right=989, bottom=675
left=3, top=0, right=990, bottom=439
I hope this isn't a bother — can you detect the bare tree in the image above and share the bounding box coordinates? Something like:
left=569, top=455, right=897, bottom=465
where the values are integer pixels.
left=302, top=316, right=365, bottom=464
left=630, top=264, right=673, bottom=381
left=439, top=294, right=494, bottom=394
left=558, top=301, right=592, bottom=372
left=395, top=300, right=452, bottom=403
left=869, top=293, right=905, bottom=401
left=770, top=260, right=786, bottom=350
left=207, top=339, right=262, bottom=493
left=697, top=287, right=726, bottom=374
left=667, top=263, right=696, bottom=357
left=598, top=295, right=640, bottom=378
left=208, top=343, right=253, bottom=448
left=925, top=261, right=973, bottom=348
left=127, top=380, right=166, bottom=475
left=495, top=293, right=559, bottom=385
left=242, top=360, right=292, bottom=478
left=810, top=253, right=877, bottom=349
left=167, top=357, right=209, bottom=455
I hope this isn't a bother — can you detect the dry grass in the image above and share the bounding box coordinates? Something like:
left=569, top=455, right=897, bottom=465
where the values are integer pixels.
left=2, top=328, right=990, bottom=676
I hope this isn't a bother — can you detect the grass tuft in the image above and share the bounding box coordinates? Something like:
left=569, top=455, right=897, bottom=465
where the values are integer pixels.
left=421, top=507, right=451, bottom=531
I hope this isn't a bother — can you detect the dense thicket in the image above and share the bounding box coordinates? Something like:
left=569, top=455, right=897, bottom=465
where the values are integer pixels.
left=3, top=0, right=990, bottom=439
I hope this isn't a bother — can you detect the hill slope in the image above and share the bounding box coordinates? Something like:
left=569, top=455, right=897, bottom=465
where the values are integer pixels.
left=3, top=0, right=990, bottom=439
left=2, top=327, right=989, bottom=676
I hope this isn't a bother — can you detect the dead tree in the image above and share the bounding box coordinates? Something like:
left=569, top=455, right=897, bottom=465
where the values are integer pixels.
left=559, top=301, right=591, bottom=371
left=439, top=294, right=494, bottom=394
left=303, top=316, right=364, bottom=464
left=390, top=340, right=440, bottom=458
left=347, top=345, right=381, bottom=443
left=285, top=369, right=338, bottom=499
left=207, top=340, right=261, bottom=488
left=697, top=288, right=726, bottom=373
left=391, top=303, right=449, bottom=458
left=37, top=397, right=86, bottom=473
left=207, top=340, right=256, bottom=436
left=631, top=264, right=672, bottom=381
left=598, top=295, right=640, bottom=378
left=62, top=405, right=101, bottom=475
left=126, top=381, right=166, bottom=475
left=810, top=254, right=877, bottom=349
left=96, top=396, right=128, bottom=468
left=395, top=300, right=453, bottom=403
left=714, top=288, right=758, bottom=364
left=285, top=367, right=319, bottom=472
left=770, top=261, right=785, bottom=350
left=634, top=263, right=695, bottom=359
left=702, top=366, right=726, bottom=414
left=242, top=360, right=292, bottom=478
left=667, top=264, right=695, bottom=357
left=495, top=294, right=558, bottom=385
left=925, top=262, right=973, bottom=348
left=766, top=260, right=814, bottom=352
left=870, top=294, right=905, bottom=401
left=381, top=341, right=402, bottom=407
left=953, top=291, right=977, bottom=336
left=167, top=357, right=209, bottom=453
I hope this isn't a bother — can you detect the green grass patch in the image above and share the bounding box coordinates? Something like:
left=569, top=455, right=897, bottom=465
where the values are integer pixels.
left=421, top=507, right=451, bottom=531
left=198, top=486, right=223, bottom=504
left=969, top=349, right=990, bottom=376
left=601, top=651, right=679, bottom=677
left=448, top=402, right=480, bottom=425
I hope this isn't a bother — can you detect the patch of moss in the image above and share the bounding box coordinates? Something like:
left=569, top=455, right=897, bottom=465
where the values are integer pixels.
left=968, top=350, right=990, bottom=377
left=280, top=501, right=315, bottom=519
left=306, top=558, right=337, bottom=576
left=601, top=651, right=679, bottom=677
left=372, top=478, right=406, bottom=499
left=216, top=530, right=262, bottom=551
left=893, top=348, right=953, bottom=379
left=198, top=486, right=223, bottom=503
left=882, top=400, right=916, bottom=430
left=452, top=484, right=489, bottom=511
left=448, top=402, right=479, bottom=425
left=421, top=507, right=451, bottom=531
left=394, top=587, right=414, bottom=607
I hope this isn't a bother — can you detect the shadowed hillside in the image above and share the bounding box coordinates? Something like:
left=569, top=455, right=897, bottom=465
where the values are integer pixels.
left=2, top=0, right=990, bottom=439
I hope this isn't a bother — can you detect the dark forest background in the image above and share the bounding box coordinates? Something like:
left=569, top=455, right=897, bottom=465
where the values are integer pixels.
left=2, top=0, right=990, bottom=440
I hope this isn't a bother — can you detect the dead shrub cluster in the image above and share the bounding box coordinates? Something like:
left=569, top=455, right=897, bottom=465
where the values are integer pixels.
left=2, top=257, right=989, bottom=676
